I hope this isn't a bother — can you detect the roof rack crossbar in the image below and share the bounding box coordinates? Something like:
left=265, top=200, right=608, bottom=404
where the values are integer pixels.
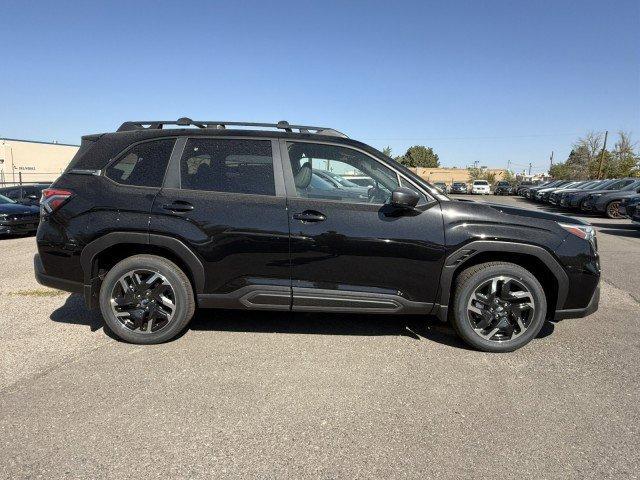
left=116, top=117, right=347, bottom=137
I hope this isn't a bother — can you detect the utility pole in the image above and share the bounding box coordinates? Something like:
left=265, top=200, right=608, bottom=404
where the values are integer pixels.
left=597, top=130, right=608, bottom=179
left=507, top=160, right=511, bottom=171
left=528, top=162, right=532, bottom=176
left=549, top=151, right=554, bottom=170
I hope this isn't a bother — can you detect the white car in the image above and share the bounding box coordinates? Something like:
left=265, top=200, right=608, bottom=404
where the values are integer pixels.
left=471, top=180, right=491, bottom=194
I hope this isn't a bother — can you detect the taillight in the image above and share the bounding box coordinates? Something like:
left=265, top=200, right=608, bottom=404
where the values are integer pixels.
left=41, top=189, right=73, bottom=214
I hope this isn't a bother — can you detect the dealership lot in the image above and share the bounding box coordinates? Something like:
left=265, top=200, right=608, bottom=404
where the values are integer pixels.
left=0, top=195, right=638, bottom=479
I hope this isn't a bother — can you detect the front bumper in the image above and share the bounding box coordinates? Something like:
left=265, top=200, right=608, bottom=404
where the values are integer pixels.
left=554, top=284, right=600, bottom=320
left=0, top=219, right=40, bottom=235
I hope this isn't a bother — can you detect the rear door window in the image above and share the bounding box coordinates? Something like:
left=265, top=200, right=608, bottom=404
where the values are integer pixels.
left=106, top=139, right=176, bottom=187
left=180, top=138, right=275, bottom=196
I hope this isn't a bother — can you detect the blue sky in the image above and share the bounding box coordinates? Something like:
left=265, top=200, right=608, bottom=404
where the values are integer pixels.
left=1, top=0, right=638, bottom=174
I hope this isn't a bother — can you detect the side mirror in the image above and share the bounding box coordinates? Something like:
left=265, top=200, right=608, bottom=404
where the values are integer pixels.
left=390, top=187, right=420, bottom=209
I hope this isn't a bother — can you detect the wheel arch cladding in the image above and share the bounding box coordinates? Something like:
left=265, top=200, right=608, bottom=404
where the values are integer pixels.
left=438, top=241, right=568, bottom=318
left=81, top=232, right=206, bottom=295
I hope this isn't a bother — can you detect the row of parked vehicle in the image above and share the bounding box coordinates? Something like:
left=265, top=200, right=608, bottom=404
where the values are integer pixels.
left=518, top=178, right=640, bottom=221
left=0, top=183, right=49, bottom=236
left=433, top=180, right=494, bottom=195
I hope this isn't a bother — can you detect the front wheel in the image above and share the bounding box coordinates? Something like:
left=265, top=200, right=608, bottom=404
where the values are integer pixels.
left=451, top=262, right=547, bottom=352
left=99, top=254, right=196, bottom=344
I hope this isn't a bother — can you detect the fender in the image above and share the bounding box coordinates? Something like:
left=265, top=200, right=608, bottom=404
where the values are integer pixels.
left=80, top=232, right=206, bottom=303
left=433, top=240, right=569, bottom=321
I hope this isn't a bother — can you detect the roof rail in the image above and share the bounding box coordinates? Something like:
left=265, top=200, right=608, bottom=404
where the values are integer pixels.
left=116, top=117, right=348, bottom=138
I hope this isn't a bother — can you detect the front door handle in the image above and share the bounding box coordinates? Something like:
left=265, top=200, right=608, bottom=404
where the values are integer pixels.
left=162, top=201, right=194, bottom=213
left=293, top=210, right=326, bottom=222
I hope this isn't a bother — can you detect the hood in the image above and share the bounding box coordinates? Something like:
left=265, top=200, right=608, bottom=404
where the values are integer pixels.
left=481, top=202, right=590, bottom=225
left=574, top=188, right=618, bottom=198
left=0, top=203, right=40, bottom=215
left=556, top=187, right=590, bottom=195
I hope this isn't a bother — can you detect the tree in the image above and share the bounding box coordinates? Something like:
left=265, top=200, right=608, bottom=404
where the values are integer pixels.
left=502, top=170, right=516, bottom=183
left=467, top=167, right=496, bottom=183
left=550, top=131, right=640, bottom=180
left=396, top=145, right=440, bottom=168
left=382, top=146, right=393, bottom=157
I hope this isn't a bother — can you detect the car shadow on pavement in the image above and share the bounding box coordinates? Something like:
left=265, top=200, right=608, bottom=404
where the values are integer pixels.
left=189, top=309, right=556, bottom=350
left=49, top=294, right=556, bottom=349
left=50, top=293, right=105, bottom=332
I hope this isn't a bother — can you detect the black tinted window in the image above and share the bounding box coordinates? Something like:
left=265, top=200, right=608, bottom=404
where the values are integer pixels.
left=106, top=139, right=175, bottom=187
left=180, top=138, right=275, bottom=196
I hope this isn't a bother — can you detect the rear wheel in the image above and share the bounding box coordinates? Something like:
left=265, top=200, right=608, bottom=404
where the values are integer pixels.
left=606, top=201, right=622, bottom=219
left=451, top=262, right=547, bottom=352
left=99, top=254, right=195, bottom=344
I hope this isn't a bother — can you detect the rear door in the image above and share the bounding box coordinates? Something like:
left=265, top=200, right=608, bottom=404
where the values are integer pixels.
left=95, top=138, right=177, bottom=233
left=150, top=136, right=291, bottom=308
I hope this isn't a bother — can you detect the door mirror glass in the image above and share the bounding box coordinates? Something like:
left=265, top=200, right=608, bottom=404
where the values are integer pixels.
left=390, top=187, right=420, bottom=209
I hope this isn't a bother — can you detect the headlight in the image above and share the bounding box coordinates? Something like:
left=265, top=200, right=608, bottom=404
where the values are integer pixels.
left=558, top=222, right=597, bottom=249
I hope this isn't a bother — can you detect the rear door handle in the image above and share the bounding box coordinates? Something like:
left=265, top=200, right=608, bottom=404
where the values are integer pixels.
left=293, top=210, right=326, bottom=222
left=162, top=201, right=194, bottom=213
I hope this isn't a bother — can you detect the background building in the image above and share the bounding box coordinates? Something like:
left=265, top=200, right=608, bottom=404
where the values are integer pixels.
left=0, top=138, right=79, bottom=186
left=410, top=167, right=508, bottom=184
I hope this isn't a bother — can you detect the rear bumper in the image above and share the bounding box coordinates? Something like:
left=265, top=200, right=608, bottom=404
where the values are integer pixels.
left=34, top=254, right=83, bottom=294
left=554, top=284, right=600, bottom=320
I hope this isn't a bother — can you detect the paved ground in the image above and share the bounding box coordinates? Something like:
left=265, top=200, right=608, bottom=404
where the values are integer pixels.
left=0, top=196, right=638, bottom=479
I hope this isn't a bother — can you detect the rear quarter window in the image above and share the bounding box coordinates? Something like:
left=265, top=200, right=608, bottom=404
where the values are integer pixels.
left=105, top=139, right=176, bottom=188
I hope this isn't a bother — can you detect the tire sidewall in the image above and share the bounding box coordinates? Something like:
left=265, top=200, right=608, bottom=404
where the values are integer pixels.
left=99, top=255, right=193, bottom=344
left=454, top=264, right=547, bottom=352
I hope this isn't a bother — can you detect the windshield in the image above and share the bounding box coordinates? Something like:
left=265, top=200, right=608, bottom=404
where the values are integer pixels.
left=0, top=194, right=16, bottom=205
left=474, top=181, right=489, bottom=185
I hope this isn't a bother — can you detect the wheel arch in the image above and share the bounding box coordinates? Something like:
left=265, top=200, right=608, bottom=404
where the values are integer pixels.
left=80, top=232, right=205, bottom=307
left=434, top=241, right=568, bottom=321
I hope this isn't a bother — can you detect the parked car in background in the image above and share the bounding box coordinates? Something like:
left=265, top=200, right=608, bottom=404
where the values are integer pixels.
left=534, top=181, right=573, bottom=202
left=0, top=184, right=50, bottom=206
left=450, top=182, right=468, bottom=194
left=33, top=117, right=600, bottom=352
left=494, top=181, right=512, bottom=195
left=313, top=169, right=370, bottom=198
left=433, top=182, right=448, bottom=194
left=549, top=181, right=597, bottom=205
left=619, top=195, right=640, bottom=218
left=0, top=194, right=41, bottom=236
left=471, top=180, right=490, bottom=194
left=344, top=176, right=375, bottom=188
left=541, top=181, right=583, bottom=203
left=515, top=181, right=538, bottom=196
left=524, top=180, right=560, bottom=199
left=557, top=180, right=606, bottom=207
left=583, top=180, right=640, bottom=218
left=564, top=178, right=634, bottom=210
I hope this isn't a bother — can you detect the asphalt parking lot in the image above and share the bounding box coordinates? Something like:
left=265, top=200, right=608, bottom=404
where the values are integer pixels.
left=1, top=195, right=638, bottom=479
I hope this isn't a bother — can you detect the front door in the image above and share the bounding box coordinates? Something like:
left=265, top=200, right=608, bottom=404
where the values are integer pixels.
left=150, top=136, right=291, bottom=309
left=281, top=140, right=445, bottom=313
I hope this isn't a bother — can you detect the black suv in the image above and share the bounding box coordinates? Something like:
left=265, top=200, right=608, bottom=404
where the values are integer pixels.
left=34, top=118, right=600, bottom=352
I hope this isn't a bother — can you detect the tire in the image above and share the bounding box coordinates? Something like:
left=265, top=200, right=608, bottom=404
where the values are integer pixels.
left=605, top=201, right=622, bottom=219
left=451, top=261, right=547, bottom=352
left=99, top=254, right=196, bottom=344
